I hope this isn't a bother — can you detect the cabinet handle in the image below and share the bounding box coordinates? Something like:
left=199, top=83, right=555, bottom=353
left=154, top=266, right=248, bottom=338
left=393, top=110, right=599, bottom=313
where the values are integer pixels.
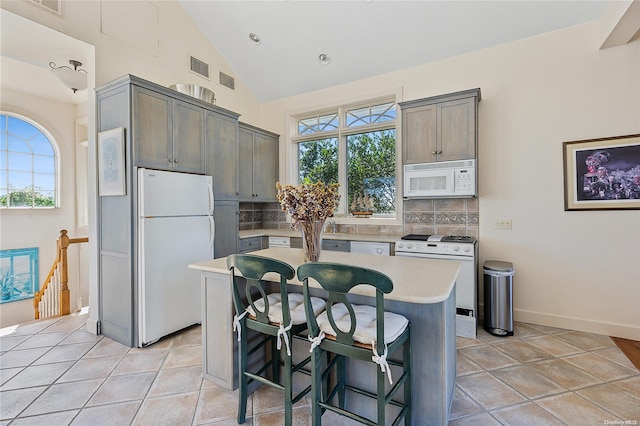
left=174, top=159, right=179, bottom=163
left=432, top=151, right=437, bottom=155
left=236, top=192, right=239, bottom=196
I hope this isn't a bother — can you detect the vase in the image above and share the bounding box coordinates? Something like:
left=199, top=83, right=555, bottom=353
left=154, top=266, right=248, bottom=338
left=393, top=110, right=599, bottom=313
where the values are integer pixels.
left=299, top=220, right=324, bottom=262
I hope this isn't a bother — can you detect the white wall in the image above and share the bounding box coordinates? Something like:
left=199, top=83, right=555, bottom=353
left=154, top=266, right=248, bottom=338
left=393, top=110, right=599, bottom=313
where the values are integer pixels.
left=261, top=23, right=640, bottom=340
left=0, top=88, right=78, bottom=327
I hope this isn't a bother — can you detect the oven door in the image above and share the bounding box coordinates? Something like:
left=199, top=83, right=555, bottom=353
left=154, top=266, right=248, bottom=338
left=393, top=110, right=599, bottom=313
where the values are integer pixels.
left=396, top=251, right=477, bottom=338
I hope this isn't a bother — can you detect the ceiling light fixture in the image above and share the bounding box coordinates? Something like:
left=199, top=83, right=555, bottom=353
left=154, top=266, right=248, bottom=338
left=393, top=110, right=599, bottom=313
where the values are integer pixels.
left=249, top=32, right=261, bottom=44
left=49, top=60, right=87, bottom=93
left=318, top=53, right=331, bottom=65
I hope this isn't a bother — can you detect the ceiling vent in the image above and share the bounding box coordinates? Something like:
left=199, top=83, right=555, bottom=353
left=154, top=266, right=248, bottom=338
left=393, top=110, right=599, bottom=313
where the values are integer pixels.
left=189, top=56, right=210, bottom=80
left=219, top=71, right=235, bottom=91
left=26, top=0, right=63, bottom=15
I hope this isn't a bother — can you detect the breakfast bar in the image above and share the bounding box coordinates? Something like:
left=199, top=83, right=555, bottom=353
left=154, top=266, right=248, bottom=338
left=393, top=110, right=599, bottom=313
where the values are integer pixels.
left=189, top=247, right=461, bottom=425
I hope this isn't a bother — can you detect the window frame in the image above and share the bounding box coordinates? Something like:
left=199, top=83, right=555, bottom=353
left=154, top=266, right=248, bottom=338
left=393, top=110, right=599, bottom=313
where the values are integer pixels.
left=0, top=112, right=61, bottom=210
left=287, top=89, right=403, bottom=225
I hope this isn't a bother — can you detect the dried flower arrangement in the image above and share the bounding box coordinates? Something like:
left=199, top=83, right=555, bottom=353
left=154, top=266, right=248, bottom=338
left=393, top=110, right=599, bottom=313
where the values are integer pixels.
left=276, top=182, right=341, bottom=261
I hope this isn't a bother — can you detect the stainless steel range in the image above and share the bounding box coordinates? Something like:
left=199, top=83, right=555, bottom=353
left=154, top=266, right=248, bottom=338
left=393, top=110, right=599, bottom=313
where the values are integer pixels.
left=395, top=234, right=478, bottom=338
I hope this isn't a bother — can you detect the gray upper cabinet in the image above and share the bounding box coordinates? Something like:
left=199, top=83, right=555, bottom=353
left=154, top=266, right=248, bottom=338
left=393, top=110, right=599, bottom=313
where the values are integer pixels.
left=206, top=111, right=240, bottom=199
left=400, top=88, right=480, bottom=164
left=238, top=123, right=279, bottom=202
left=133, top=86, right=206, bottom=173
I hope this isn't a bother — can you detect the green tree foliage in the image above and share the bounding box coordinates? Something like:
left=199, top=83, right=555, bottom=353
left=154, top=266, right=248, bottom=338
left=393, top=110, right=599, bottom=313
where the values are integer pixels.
left=298, top=138, right=338, bottom=184
left=0, top=189, right=55, bottom=208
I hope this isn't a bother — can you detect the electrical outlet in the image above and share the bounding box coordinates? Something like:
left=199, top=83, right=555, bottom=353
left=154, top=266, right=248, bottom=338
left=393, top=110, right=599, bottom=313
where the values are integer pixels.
left=495, top=219, right=512, bottom=230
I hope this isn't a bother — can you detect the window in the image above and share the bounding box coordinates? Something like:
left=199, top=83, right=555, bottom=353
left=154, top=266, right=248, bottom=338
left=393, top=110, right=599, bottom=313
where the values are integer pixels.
left=0, top=113, right=58, bottom=208
left=295, top=100, right=397, bottom=217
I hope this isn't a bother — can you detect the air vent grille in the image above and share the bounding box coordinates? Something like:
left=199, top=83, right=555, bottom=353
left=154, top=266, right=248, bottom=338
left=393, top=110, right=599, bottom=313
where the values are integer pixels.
left=26, top=0, right=62, bottom=15
left=189, top=56, right=210, bottom=80
left=219, top=72, right=235, bottom=90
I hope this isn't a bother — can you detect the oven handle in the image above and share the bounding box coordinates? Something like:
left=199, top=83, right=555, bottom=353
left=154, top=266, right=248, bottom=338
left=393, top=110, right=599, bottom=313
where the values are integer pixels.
left=395, top=252, right=474, bottom=261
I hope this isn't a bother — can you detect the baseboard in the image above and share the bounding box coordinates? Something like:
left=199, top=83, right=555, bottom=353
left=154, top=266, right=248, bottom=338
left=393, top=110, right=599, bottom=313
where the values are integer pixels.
left=514, top=308, right=640, bottom=341
left=85, top=317, right=100, bottom=335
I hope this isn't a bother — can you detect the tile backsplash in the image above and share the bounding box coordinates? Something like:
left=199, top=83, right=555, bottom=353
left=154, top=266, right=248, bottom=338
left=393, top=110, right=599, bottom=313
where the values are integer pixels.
left=239, top=199, right=479, bottom=238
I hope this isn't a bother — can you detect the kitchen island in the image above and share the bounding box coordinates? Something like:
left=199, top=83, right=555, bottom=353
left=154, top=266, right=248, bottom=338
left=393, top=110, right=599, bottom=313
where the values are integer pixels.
left=189, top=247, right=461, bottom=425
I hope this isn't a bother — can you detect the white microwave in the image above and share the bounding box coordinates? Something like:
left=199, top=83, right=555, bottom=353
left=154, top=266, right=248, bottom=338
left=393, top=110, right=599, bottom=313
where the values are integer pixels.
left=403, top=159, right=476, bottom=198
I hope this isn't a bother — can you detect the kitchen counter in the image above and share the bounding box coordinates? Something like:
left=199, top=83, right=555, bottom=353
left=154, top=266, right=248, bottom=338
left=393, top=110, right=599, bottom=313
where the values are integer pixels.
left=189, top=248, right=460, bottom=425
left=239, top=228, right=400, bottom=244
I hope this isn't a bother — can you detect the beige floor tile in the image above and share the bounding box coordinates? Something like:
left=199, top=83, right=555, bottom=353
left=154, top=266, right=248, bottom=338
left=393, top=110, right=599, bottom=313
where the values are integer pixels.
left=554, top=331, right=615, bottom=351
left=456, top=336, right=482, bottom=349
left=161, top=345, right=202, bottom=369
left=252, top=384, right=308, bottom=415
left=32, top=342, right=95, bottom=365
left=39, top=316, right=86, bottom=333
left=527, top=359, right=602, bottom=390
left=57, top=354, right=123, bottom=383
left=6, top=319, right=59, bottom=337
left=82, top=338, right=129, bottom=358
left=449, top=385, right=484, bottom=420
left=132, top=391, right=199, bottom=426
left=173, top=325, right=202, bottom=347
left=536, top=392, right=623, bottom=424
left=563, top=353, right=638, bottom=381
left=593, top=346, right=639, bottom=370
left=525, top=323, right=567, bottom=335
left=0, top=347, right=51, bottom=368
left=147, top=364, right=203, bottom=397
left=71, top=400, right=141, bottom=426
left=111, top=349, right=168, bottom=375
left=193, top=386, right=246, bottom=424
left=475, top=328, right=511, bottom=345
left=20, top=379, right=103, bottom=417
left=491, top=365, right=566, bottom=399
left=13, top=331, right=72, bottom=350
left=0, top=386, right=47, bottom=420
left=314, top=409, right=362, bottom=425
left=458, top=345, right=519, bottom=371
left=493, top=339, right=554, bottom=363
left=87, top=371, right=156, bottom=406
left=524, top=335, right=584, bottom=357
left=456, top=352, right=483, bottom=376
left=10, top=410, right=79, bottom=426
left=0, top=335, right=31, bottom=351
left=128, top=336, right=174, bottom=353
left=490, top=402, right=565, bottom=426
left=512, top=322, right=545, bottom=338
left=0, top=367, right=23, bottom=386
left=455, top=372, right=527, bottom=410
left=1, top=361, right=73, bottom=390
left=59, top=328, right=103, bottom=346
left=576, top=383, right=640, bottom=420
left=254, top=405, right=311, bottom=426
left=613, top=376, right=640, bottom=395
left=448, top=412, right=502, bottom=425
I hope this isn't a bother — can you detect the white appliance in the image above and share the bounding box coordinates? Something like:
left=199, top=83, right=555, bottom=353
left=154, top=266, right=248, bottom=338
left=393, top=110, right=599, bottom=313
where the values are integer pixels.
left=350, top=241, right=390, bottom=256
left=403, top=159, right=476, bottom=198
left=137, top=168, right=214, bottom=346
left=268, top=236, right=291, bottom=247
left=395, top=234, right=477, bottom=338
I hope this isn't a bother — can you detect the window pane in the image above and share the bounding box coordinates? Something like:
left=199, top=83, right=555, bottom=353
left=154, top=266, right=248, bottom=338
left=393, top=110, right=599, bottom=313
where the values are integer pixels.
left=347, top=129, right=396, bottom=214
left=370, top=102, right=396, bottom=123
left=34, top=173, right=54, bottom=191
left=346, top=102, right=396, bottom=128
left=298, top=138, right=338, bottom=184
left=34, top=190, right=55, bottom=207
left=30, top=134, right=54, bottom=155
left=298, top=113, right=338, bottom=135
left=8, top=152, right=32, bottom=171
left=8, top=189, right=33, bottom=207
left=8, top=171, right=32, bottom=191
left=34, top=155, right=54, bottom=173
left=7, top=135, right=30, bottom=153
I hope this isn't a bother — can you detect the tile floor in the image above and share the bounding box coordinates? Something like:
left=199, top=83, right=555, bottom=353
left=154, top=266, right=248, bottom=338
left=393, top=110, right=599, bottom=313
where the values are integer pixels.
left=1, top=312, right=639, bottom=425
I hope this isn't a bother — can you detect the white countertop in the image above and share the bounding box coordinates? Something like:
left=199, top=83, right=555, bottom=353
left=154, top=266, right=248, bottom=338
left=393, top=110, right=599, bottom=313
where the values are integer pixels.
left=189, top=247, right=461, bottom=304
left=239, top=229, right=400, bottom=243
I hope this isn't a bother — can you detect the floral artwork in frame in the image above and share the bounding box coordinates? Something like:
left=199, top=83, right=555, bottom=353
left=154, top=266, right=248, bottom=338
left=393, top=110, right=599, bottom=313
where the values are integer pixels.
left=98, top=127, right=126, bottom=196
left=563, top=134, right=640, bottom=210
left=1, top=248, right=39, bottom=304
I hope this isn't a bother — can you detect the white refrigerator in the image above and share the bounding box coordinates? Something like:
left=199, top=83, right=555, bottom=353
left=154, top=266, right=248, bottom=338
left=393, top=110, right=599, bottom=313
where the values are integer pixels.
left=137, top=168, right=214, bottom=346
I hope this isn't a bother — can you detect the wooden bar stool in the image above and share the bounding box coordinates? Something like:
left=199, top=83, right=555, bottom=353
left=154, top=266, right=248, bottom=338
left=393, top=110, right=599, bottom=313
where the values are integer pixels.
left=297, top=262, right=412, bottom=426
left=227, top=254, right=325, bottom=425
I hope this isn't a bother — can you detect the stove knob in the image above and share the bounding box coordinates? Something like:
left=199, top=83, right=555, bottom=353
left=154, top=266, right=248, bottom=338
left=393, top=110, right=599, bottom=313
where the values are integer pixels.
left=397, top=242, right=403, bottom=249
left=453, top=245, right=460, bottom=252
left=407, top=243, right=413, bottom=249
left=464, top=246, right=472, bottom=253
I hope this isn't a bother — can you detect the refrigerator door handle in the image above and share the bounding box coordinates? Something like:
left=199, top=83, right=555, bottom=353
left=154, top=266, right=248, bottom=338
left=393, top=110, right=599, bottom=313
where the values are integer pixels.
left=208, top=180, right=214, bottom=215
left=209, top=215, right=215, bottom=255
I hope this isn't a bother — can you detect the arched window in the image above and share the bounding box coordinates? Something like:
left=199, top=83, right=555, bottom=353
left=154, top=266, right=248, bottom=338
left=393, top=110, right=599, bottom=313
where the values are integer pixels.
left=0, top=113, right=58, bottom=208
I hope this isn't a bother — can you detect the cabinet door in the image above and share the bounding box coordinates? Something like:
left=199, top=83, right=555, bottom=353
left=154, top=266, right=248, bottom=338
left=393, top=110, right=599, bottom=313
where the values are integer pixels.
left=437, top=97, right=476, bottom=161
left=173, top=100, right=205, bottom=173
left=206, top=112, right=239, bottom=199
left=402, top=104, right=437, bottom=164
left=238, top=127, right=255, bottom=200
left=133, top=87, right=172, bottom=169
left=252, top=133, right=278, bottom=201
left=213, top=201, right=239, bottom=258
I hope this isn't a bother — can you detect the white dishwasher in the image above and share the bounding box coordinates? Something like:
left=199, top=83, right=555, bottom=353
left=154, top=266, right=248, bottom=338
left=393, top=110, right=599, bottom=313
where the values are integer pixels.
left=350, top=241, right=390, bottom=256
left=268, top=236, right=291, bottom=248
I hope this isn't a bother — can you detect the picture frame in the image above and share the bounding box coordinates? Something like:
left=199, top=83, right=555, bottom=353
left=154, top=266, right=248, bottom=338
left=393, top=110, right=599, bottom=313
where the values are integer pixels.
left=563, top=134, right=640, bottom=211
left=98, top=127, right=126, bottom=196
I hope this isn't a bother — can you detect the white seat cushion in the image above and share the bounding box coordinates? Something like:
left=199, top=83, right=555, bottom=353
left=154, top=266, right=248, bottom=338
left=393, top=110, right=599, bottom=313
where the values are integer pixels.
left=248, top=293, right=326, bottom=325
left=316, top=303, right=408, bottom=345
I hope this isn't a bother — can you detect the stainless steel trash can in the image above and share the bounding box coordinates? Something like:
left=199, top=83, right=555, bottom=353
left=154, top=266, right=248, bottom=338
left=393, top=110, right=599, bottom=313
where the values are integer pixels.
left=483, top=260, right=515, bottom=336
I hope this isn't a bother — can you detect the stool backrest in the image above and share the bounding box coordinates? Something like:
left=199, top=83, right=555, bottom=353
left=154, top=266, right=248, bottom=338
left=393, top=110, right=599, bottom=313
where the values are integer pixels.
left=227, top=254, right=295, bottom=325
left=297, top=262, right=393, bottom=350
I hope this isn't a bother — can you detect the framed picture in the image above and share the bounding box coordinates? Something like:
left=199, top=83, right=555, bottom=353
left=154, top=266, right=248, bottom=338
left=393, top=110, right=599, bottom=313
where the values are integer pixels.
left=98, top=127, right=126, bottom=196
left=563, top=134, right=640, bottom=210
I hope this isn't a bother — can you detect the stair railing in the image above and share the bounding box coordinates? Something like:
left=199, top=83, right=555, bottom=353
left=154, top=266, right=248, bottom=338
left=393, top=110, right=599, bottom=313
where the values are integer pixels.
left=33, top=229, right=89, bottom=320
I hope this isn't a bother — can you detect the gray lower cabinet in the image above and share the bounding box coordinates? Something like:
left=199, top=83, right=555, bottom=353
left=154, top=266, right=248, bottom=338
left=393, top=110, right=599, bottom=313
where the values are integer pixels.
left=322, top=239, right=350, bottom=252
left=238, top=236, right=263, bottom=253
left=214, top=201, right=239, bottom=259
left=238, top=122, right=279, bottom=202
